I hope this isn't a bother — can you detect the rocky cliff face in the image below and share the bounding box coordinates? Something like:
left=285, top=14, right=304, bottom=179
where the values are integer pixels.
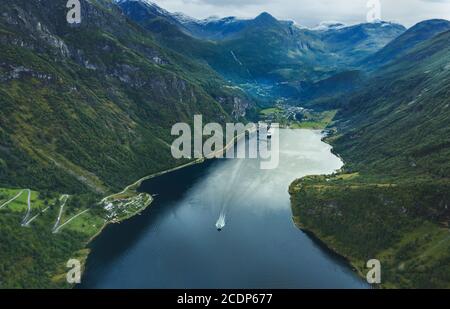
left=0, top=0, right=253, bottom=193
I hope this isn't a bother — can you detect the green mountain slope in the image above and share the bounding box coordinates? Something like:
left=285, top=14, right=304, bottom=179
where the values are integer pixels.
left=335, top=30, right=450, bottom=178
left=363, top=19, right=450, bottom=69
left=298, top=19, right=449, bottom=109
left=290, top=30, right=450, bottom=288
left=117, top=2, right=326, bottom=84
left=319, top=21, right=406, bottom=65
left=0, top=0, right=254, bottom=288
left=0, top=0, right=251, bottom=194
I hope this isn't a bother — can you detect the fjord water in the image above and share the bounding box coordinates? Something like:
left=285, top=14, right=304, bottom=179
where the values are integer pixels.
left=81, top=129, right=367, bottom=288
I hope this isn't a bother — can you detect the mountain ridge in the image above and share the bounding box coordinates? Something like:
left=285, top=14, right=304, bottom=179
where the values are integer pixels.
left=290, top=28, right=450, bottom=289
left=363, top=19, right=450, bottom=69
left=116, top=0, right=406, bottom=99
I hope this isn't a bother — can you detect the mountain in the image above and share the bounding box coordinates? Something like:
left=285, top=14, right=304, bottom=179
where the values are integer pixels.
left=0, top=0, right=252, bottom=194
left=290, top=30, right=450, bottom=288
left=296, top=70, right=366, bottom=108
left=319, top=21, right=406, bottom=65
left=2, top=0, right=447, bottom=289
left=363, top=19, right=450, bottom=69
left=0, top=0, right=256, bottom=288
left=336, top=30, right=450, bottom=178
left=115, top=1, right=323, bottom=93
left=297, top=19, right=448, bottom=108
left=116, top=0, right=405, bottom=100
left=115, top=0, right=198, bottom=36
left=115, top=0, right=251, bottom=40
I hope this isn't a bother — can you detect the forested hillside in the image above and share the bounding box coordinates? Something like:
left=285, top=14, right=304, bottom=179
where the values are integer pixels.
left=0, top=0, right=252, bottom=194
left=0, top=0, right=252, bottom=288
left=290, top=30, right=450, bottom=288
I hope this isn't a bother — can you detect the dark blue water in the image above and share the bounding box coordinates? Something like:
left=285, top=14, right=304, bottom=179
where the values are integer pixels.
left=80, top=129, right=367, bottom=288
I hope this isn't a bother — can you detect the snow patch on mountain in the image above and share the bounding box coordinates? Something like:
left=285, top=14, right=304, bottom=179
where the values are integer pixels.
left=311, top=21, right=348, bottom=31
left=115, top=0, right=170, bottom=16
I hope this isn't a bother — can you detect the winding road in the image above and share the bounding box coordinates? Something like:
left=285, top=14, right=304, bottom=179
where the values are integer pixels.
left=0, top=190, right=24, bottom=209
left=53, top=209, right=90, bottom=234
left=52, top=195, right=69, bottom=233
left=1, top=190, right=78, bottom=230
left=20, top=189, right=32, bottom=226
left=1, top=189, right=35, bottom=227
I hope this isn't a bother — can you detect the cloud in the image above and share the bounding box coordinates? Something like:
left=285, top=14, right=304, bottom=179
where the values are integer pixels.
left=152, top=0, right=450, bottom=27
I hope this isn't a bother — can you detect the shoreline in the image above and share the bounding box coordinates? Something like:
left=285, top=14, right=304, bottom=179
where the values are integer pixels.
left=78, top=126, right=256, bottom=285
left=289, top=131, right=371, bottom=287
left=78, top=127, right=365, bottom=288
left=81, top=127, right=361, bottom=287
left=292, top=216, right=367, bottom=283
left=100, top=124, right=257, bottom=205
left=96, top=125, right=254, bottom=229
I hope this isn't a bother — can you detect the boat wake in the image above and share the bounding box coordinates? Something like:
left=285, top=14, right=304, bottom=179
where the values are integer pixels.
left=216, top=212, right=226, bottom=231
left=214, top=160, right=244, bottom=232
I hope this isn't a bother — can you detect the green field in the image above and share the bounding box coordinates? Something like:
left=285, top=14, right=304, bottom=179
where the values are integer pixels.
left=260, top=107, right=283, bottom=116
left=259, top=107, right=337, bottom=130
left=290, top=110, right=338, bottom=130
left=0, top=188, right=56, bottom=214
left=61, top=210, right=105, bottom=238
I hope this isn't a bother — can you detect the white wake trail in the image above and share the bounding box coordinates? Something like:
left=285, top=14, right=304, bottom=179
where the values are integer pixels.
left=215, top=212, right=226, bottom=230
left=214, top=159, right=245, bottom=230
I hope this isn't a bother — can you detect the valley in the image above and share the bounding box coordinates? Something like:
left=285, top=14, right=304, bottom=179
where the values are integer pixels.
left=259, top=104, right=337, bottom=130
left=80, top=129, right=368, bottom=289
left=0, top=0, right=449, bottom=289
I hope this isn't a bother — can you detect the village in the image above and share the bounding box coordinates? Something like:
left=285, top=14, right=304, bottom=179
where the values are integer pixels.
left=101, top=192, right=153, bottom=222
left=259, top=102, right=337, bottom=130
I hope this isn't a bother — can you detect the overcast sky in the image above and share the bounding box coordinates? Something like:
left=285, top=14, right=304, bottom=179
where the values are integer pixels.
left=151, top=0, right=450, bottom=28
